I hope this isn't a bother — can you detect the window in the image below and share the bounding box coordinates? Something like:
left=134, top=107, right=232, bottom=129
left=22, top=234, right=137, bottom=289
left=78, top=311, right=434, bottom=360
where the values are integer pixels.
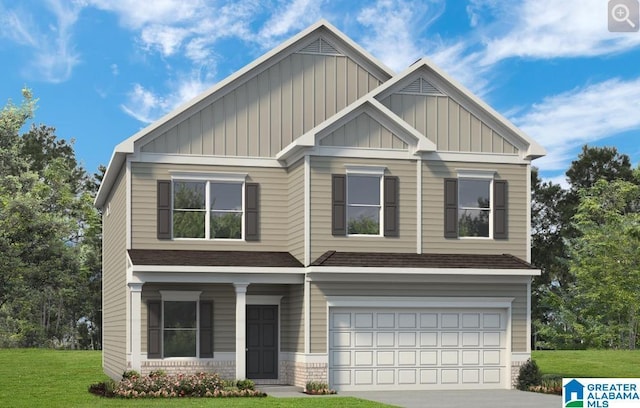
left=332, top=167, right=399, bottom=237
left=172, top=181, right=243, bottom=239
left=147, top=292, right=213, bottom=359
left=347, top=175, right=382, bottom=235
left=163, top=301, right=197, bottom=357
left=458, top=179, right=491, bottom=237
left=443, top=172, right=507, bottom=240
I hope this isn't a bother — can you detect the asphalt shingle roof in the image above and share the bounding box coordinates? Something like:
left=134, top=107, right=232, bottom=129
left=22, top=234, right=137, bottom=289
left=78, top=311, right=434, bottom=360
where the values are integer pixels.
left=310, top=251, right=535, bottom=269
left=128, top=249, right=303, bottom=268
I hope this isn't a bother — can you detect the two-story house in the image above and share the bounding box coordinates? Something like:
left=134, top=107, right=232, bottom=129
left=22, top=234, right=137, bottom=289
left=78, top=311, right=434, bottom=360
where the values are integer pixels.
left=95, top=20, right=544, bottom=391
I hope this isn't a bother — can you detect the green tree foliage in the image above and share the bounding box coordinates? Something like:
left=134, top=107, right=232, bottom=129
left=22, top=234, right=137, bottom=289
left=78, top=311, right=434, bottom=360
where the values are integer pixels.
left=348, top=215, right=379, bottom=235
left=568, top=177, right=640, bottom=349
left=532, top=145, right=640, bottom=349
left=0, top=89, right=102, bottom=349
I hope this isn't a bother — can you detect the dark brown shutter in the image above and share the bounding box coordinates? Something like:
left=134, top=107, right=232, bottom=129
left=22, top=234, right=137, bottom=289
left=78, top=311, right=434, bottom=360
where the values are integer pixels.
left=157, top=180, right=171, bottom=240
left=147, top=301, right=161, bottom=359
left=199, top=301, right=213, bottom=358
left=245, top=183, right=259, bottom=241
left=384, top=176, right=399, bottom=237
left=494, top=180, right=508, bottom=239
left=444, top=178, right=458, bottom=238
left=332, top=174, right=346, bottom=236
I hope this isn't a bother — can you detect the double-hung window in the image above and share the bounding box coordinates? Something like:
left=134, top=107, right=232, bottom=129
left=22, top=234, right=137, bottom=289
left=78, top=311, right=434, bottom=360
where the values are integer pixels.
left=444, top=170, right=508, bottom=239
left=147, top=291, right=214, bottom=359
left=347, top=175, right=382, bottom=235
left=157, top=175, right=259, bottom=241
left=332, top=166, right=399, bottom=237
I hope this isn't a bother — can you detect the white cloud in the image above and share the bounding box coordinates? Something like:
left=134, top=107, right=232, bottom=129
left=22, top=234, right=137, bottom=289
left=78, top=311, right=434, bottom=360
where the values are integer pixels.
left=0, top=0, right=82, bottom=83
left=356, top=0, right=445, bottom=72
left=512, top=77, right=640, bottom=172
left=86, top=0, right=203, bottom=29
left=479, top=0, right=640, bottom=65
left=121, top=71, right=212, bottom=124
left=258, top=0, right=324, bottom=46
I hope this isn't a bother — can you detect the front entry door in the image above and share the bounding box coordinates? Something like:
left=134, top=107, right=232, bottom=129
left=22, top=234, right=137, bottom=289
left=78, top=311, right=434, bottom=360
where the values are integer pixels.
left=246, top=305, right=278, bottom=379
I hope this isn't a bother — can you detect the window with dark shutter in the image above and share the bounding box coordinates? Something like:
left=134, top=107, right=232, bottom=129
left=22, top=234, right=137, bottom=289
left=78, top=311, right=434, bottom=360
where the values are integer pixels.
left=384, top=176, right=399, bottom=237
left=157, top=180, right=171, bottom=239
left=199, top=301, right=213, bottom=358
left=332, top=175, right=346, bottom=235
left=493, top=180, right=508, bottom=239
left=444, top=178, right=458, bottom=238
left=245, top=183, right=259, bottom=241
left=147, top=301, right=161, bottom=359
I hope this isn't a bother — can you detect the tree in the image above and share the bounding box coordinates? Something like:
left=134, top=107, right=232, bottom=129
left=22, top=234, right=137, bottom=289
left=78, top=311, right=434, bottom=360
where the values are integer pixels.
left=569, top=176, right=640, bottom=349
left=0, top=89, right=102, bottom=348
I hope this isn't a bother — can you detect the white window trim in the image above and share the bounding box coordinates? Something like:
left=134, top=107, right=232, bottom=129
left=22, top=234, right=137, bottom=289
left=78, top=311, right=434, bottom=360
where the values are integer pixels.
left=171, top=179, right=245, bottom=241
left=457, top=170, right=495, bottom=240
left=159, top=291, right=202, bottom=359
left=345, top=165, right=386, bottom=176
left=346, top=173, right=383, bottom=237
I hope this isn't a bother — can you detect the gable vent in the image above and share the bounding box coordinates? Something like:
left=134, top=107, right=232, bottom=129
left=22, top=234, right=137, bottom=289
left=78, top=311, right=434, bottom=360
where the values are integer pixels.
left=297, top=38, right=342, bottom=56
left=399, top=78, right=443, bottom=95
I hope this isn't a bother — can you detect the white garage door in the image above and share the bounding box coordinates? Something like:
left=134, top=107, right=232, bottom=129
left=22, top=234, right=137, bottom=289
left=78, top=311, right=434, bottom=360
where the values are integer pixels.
left=329, top=308, right=508, bottom=391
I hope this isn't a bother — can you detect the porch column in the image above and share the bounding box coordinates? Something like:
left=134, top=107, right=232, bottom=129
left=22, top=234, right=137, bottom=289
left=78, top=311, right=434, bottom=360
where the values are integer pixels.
left=128, top=282, right=143, bottom=372
left=234, top=282, right=250, bottom=379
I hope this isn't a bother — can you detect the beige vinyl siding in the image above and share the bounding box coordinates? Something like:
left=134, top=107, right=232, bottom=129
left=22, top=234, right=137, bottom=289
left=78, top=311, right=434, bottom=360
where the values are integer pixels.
left=102, top=164, right=128, bottom=379
left=319, top=112, right=408, bottom=149
left=309, top=156, right=417, bottom=261
left=288, top=159, right=305, bottom=263
left=141, top=284, right=236, bottom=353
left=310, top=281, right=528, bottom=353
left=422, top=161, right=527, bottom=259
left=380, top=94, right=519, bottom=154
left=282, top=284, right=305, bottom=353
left=130, top=162, right=288, bottom=251
left=140, top=53, right=382, bottom=158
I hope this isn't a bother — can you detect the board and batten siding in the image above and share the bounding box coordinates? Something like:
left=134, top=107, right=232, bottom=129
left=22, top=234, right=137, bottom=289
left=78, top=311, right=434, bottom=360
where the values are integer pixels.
left=102, top=164, right=128, bottom=379
left=309, top=156, right=417, bottom=261
left=140, top=53, right=382, bottom=158
left=287, top=159, right=305, bottom=263
left=319, top=112, right=408, bottom=149
left=380, top=94, right=518, bottom=154
left=130, top=162, right=288, bottom=251
left=310, top=281, right=528, bottom=354
left=422, top=161, right=528, bottom=260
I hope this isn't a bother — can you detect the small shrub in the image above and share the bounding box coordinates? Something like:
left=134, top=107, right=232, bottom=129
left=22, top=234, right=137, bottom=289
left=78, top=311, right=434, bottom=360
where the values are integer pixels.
left=88, top=379, right=117, bottom=397
left=121, top=370, right=141, bottom=380
left=236, top=379, right=255, bottom=390
left=517, top=359, right=542, bottom=391
left=529, top=374, right=562, bottom=395
left=148, top=369, right=167, bottom=378
left=304, top=381, right=336, bottom=395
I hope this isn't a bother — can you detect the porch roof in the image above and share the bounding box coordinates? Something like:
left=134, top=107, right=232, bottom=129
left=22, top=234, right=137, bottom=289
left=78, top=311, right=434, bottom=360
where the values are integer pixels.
left=310, top=251, right=536, bottom=269
left=128, top=249, right=303, bottom=268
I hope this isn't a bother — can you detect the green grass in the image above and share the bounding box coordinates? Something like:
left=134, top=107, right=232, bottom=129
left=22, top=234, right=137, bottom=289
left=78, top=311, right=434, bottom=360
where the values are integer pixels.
left=0, top=349, right=390, bottom=408
left=533, top=349, right=640, bottom=378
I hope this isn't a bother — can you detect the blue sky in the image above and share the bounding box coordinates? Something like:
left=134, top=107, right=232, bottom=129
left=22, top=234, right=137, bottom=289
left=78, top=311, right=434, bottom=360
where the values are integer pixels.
left=1, top=0, right=639, bottom=186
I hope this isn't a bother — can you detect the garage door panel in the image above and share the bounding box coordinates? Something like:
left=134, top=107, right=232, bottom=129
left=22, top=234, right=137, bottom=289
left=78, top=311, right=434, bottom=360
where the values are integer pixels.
left=329, top=308, right=508, bottom=391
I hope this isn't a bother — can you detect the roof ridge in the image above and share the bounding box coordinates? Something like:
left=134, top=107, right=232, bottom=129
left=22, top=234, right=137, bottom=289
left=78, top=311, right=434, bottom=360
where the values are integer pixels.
left=310, top=250, right=337, bottom=266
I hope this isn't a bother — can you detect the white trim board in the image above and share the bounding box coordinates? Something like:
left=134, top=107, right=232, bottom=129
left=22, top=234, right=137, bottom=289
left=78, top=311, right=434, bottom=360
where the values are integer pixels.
left=325, top=296, right=514, bottom=308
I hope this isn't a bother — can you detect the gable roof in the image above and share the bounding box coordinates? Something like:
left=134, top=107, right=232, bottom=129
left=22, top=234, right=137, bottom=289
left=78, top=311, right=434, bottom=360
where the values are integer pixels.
left=95, top=19, right=394, bottom=208
left=372, top=58, right=546, bottom=160
left=276, top=97, right=437, bottom=163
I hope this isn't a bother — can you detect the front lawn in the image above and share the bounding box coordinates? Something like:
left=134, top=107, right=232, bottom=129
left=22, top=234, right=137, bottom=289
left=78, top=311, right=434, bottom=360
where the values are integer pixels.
left=532, top=349, right=640, bottom=378
left=0, top=349, right=390, bottom=407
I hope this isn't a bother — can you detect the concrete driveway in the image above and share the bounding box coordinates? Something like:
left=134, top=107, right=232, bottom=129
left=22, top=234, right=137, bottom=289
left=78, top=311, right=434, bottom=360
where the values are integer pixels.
left=259, top=386, right=562, bottom=408
left=341, top=389, right=561, bottom=408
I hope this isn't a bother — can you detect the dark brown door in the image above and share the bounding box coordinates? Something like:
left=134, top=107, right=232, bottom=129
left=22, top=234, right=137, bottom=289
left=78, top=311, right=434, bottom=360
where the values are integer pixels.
left=246, top=305, right=278, bottom=379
